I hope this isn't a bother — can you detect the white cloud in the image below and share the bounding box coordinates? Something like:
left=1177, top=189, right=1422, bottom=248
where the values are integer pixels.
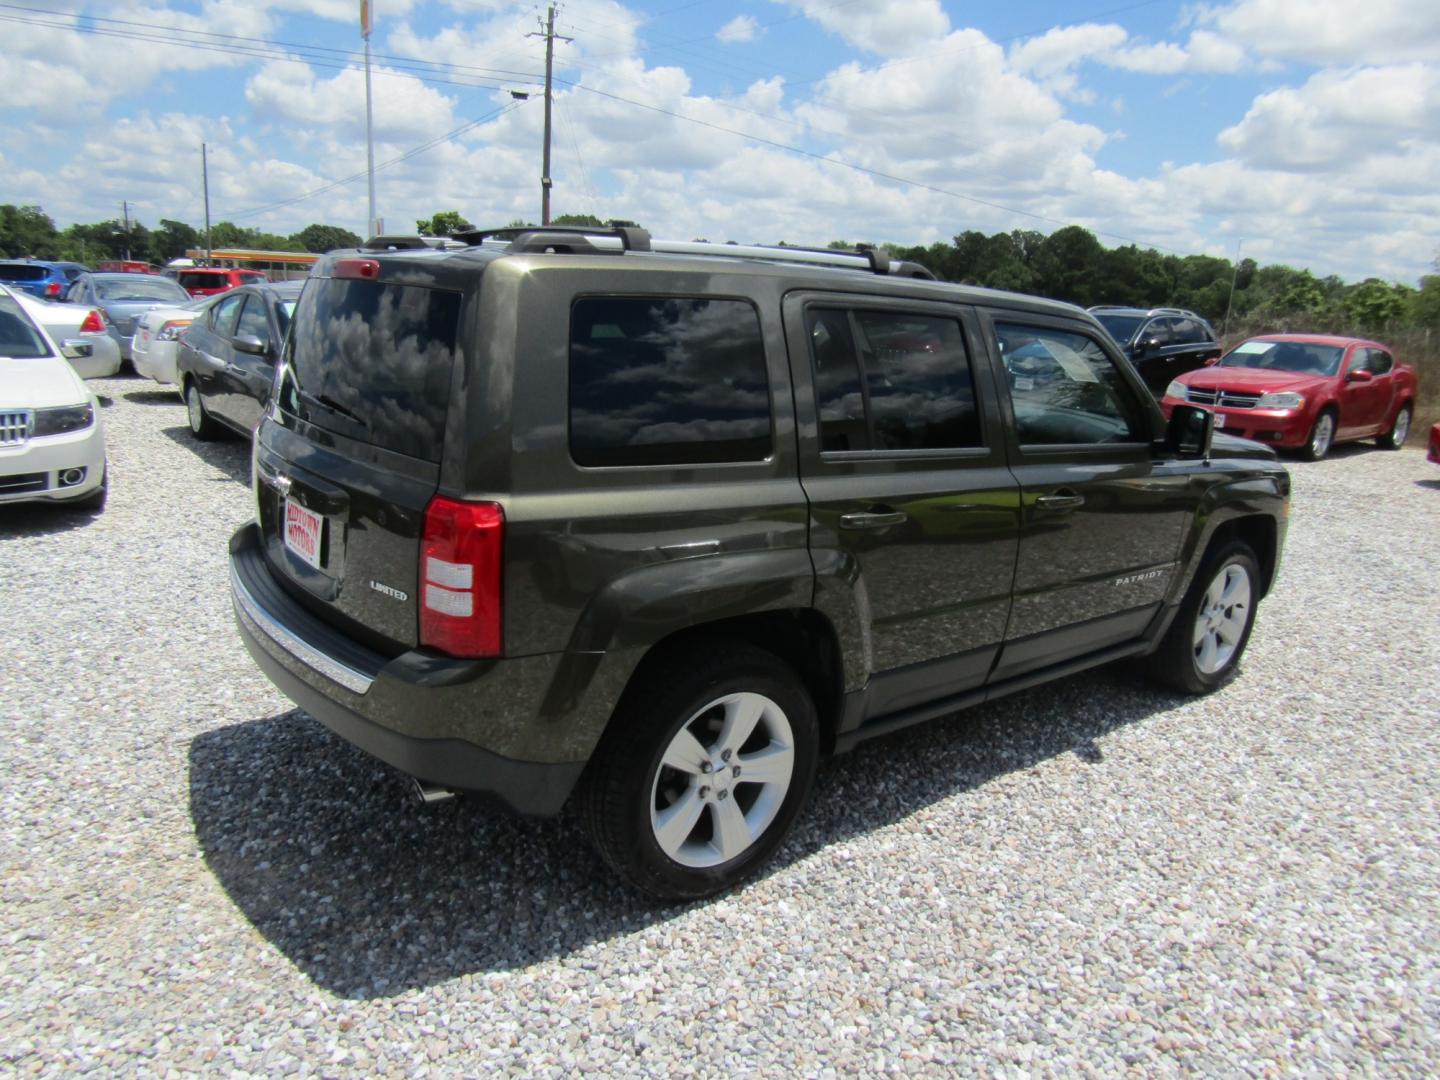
left=717, top=15, right=759, bottom=45
left=244, top=58, right=460, bottom=142
left=777, top=0, right=950, bottom=58
left=1218, top=64, right=1440, bottom=171
left=1203, top=0, right=1440, bottom=65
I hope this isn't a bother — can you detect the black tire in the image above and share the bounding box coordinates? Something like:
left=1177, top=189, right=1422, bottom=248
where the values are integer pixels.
left=1300, top=409, right=1336, bottom=461
left=69, top=465, right=107, bottom=512
left=580, top=641, right=820, bottom=901
left=184, top=380, right=221, bottom=441
left=1145, top=541, right=1260, bottom=695
left=1378, top=404, right=1411, bottom=450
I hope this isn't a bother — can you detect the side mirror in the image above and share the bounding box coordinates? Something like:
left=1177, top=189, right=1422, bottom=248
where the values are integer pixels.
left=232, top=333, right=269, bottom=356
left=1165, top=404, right=1214, bottom=459
left=60, top=340, right=94, bottom=360
left=1346, top=368, right=1373, bottom=383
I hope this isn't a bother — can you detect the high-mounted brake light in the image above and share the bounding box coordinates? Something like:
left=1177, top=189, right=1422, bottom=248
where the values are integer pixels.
left=419, top=497, right=504, bottom=658
left=333, top=258, right=380, bottom=281
left=79, top=310, right=105, bottom=333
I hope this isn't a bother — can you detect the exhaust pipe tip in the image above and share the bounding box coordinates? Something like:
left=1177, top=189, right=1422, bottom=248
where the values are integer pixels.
left=411, top=778, right=457, bottom=804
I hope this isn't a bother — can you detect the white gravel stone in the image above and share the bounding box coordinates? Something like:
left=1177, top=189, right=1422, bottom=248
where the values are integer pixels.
left=1, top=376, right=1438, bottom=1076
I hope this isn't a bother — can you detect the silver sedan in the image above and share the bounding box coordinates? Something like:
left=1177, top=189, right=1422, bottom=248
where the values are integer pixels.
left=64, top=273, right=192, bottom=362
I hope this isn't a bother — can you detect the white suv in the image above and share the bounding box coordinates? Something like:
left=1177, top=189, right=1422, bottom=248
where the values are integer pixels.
left=0, top=290, right=107, bottom=511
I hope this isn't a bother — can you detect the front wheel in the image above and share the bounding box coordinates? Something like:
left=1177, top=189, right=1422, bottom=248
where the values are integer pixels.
left=1378, top=404, right=1411, bottom=450
left=1301, top=410, right=1335, bottom=461
left=1146, top=541, right=1260, bottom=695
left=580, top=642, right=819, bottom=901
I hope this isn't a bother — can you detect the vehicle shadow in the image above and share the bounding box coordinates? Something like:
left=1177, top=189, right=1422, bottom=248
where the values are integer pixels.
left=123, top=388, right=182, bottom=407
left=0, top=501, right=101, bottom=537
left=1416, top=479, right=1440, bottom=492
left=189, top=664, right=1177, bottom=999
left=159, top=425, right=250, bottom=486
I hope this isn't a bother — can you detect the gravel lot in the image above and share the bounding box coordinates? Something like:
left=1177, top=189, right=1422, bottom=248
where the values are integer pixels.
left=3, top=373, right=1439, bottom=1076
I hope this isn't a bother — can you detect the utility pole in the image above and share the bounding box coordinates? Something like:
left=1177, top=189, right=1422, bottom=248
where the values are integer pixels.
left=1222, top=238, right=1243, bottom=341
left=362, top=0, right=377, bottom=238
left=530, top=5, right=572, bottom=225
left=122, top=200, right=131, bottom=261
left=202, top=143, right=212, bottom=264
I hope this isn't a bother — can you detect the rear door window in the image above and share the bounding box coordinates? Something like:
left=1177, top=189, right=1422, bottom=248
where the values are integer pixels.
left=568, top=296, right=772, bottom=467
left=806, top=307, right=981, bottom=452
left=277, top=277, right=462, bottom=463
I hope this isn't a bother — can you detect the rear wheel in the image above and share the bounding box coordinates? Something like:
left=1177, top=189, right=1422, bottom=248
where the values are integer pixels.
left=580, top=642, right=819, bottom=901
left=1146, top=541, right=1260, bottom=695
left=1301, top=410, right=1336, bottom=461
left=185, top=380, right=221, bottom=441
left=1378, top=404, right=1411, bottom=450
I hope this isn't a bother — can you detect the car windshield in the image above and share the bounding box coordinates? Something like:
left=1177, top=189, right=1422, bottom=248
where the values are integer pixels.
left=0, top=296, right=53, bottom=359
left=0, top=265, right=51, bottom=283
left=1094, top=313, right=1143, bottom=344
left=1219, top=340, right=1343, bottom=376
left=95, top=278, right=189, bottom=302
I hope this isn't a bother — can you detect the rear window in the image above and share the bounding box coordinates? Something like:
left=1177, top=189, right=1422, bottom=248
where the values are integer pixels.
left=178, top=271, right=225, bottom=289
left=238, top=272, right=267, bottom=284
left=277, top=277, right=462, bottom=463
left=568, top=296, right=772, bottom=467
left=0, top=265, right=50, bottom=283
left=0, top=296, right=53, bottom=358
left=95, top=278, right=189, bottom=302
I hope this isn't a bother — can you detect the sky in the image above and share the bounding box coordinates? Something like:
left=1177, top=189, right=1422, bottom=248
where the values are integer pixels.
left=2, top=0, right=1438, bottom=284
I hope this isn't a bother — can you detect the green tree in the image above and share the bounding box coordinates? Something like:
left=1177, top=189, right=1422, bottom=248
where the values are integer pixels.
left=416, top=210, right=472, bottom=236
left=293, top=223, right=362, bottom=252
left=553, top=213, right=604, bottom=227
left=0, top=204, right=60, bottom=259
left=151, top=219, right=201, bottom=262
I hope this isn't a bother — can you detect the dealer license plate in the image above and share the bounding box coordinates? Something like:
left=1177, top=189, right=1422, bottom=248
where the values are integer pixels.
left=283, top=498, right=324, bottom=569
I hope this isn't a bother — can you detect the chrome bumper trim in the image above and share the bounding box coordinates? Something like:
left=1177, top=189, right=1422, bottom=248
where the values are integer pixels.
left=230, top=561, right=374, bottom=695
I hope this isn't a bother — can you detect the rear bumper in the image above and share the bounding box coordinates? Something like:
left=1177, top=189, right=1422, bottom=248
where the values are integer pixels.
left=228, top=522, right=586, bottom=816
left=132, top=340, right=179, bottom=385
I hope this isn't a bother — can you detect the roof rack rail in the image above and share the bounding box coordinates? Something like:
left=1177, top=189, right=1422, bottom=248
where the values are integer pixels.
left=648, top=239, right=935, bottom=279
left=452, top=224, right=653, bottom=254
left=360, top=235, right=469, bottom=251
left=451, top=226, right=935, bottom=279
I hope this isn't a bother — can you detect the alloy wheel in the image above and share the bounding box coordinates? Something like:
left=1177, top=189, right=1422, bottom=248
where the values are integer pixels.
left=186, top=385, right=204, bottom=433
left=1192, top=563, right=1252, bottom=675
left=1309, top=413, right=1334, bottom=458
left=1392, top=408, right=1411, bottom=446
left=649, top=691, right=795, bottom=869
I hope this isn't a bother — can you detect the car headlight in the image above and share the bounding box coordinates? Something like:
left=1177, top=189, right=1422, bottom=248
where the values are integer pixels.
left=31, top=402, right=94, bottom=437
left=1164, top=380, right=1187, bottom=400
left=1256, top=391, right=1304, bottom=409
left=157, top=320, right=193, bottom=341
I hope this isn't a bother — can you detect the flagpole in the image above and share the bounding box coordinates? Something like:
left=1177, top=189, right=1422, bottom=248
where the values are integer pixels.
left=362, top=1, right=377, bottom=237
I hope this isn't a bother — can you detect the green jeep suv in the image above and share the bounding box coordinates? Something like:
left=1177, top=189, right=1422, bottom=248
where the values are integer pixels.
left=229, top=227, right=1289, bottom=899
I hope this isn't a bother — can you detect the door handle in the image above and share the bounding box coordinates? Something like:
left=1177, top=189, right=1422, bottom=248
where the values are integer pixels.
left=1034, top=493, right=1085, bottom=512
left=839, top=510, right=909, bottom=530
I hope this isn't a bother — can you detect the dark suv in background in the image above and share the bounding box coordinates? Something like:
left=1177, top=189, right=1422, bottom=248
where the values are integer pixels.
left=228, top=228, right=1289, bottom=899
left=1089, top=306, right=1221, bottom=395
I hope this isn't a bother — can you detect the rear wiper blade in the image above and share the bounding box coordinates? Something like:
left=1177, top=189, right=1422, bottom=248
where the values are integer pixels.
left=297, top=388, right=367, bottom=428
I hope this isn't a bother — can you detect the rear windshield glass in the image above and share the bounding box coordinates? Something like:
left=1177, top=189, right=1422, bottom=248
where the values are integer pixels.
left=95, top=277, right=189, bottom=302
left=277, top=277, right=461, bottom=462
left=177, top=271, right=225, bottom=288
left=0, top=265, right=50, bottom=282
left=1094, top=313, right=1143, bottom=344
left=0, top=296, right=53, bottom=358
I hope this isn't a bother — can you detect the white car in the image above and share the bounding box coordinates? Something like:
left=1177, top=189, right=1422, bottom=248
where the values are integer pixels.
left=0, top=290, right=107, bottom=510
left=133, top=297, right=214, bottom=385
left=2, top=285, right=121, bottom=379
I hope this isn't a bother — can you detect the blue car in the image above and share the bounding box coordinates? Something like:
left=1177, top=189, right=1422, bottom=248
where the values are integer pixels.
left=0, top=260, right=70, bottom=300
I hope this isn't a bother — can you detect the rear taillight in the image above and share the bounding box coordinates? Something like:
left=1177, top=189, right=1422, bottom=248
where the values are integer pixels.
left=419, top=497, right=504, bottom=658
left=79, top=310, right=105, bottom=333
left=45, top=282, right=62, bottom=298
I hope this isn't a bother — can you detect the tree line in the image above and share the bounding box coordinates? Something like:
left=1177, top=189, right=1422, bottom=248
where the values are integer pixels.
left=0, top=204, right=361, bottom=264
left=5, top=203, right=1437, bottom=335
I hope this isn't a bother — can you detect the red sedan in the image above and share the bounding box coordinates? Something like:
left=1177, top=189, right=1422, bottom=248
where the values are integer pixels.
left=1160, top=334, right=1416, bottom=460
